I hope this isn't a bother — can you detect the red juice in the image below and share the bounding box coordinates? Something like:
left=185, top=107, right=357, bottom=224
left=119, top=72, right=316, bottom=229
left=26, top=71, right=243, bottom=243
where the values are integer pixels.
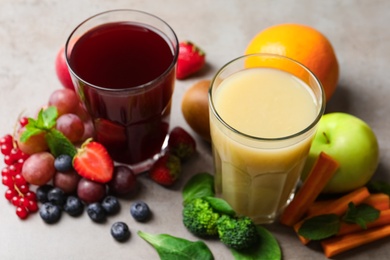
left=68, top=22, right=176, bottom=165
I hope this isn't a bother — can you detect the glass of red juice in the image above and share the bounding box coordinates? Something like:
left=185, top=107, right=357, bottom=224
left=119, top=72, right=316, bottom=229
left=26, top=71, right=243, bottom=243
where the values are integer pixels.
left=65, top=10, right=179, bottom=173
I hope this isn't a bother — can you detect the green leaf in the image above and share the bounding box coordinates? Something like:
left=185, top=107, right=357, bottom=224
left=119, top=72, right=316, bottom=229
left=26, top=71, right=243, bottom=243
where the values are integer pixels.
left=182, top=172, right=215, bottom=205
left=41, top=106, right=58, bottom=129
left=230, top=225, right=281, bottom=260
left=45, top=129, right=77, bottom=157
left=137, top=231, right=214, bottom=260
left=203, top=196, right=235, bottom=216
left=367, top=180, right=390, bottom=196
left=20, top=127, right=44, bottom=143
left=298, top=214, right=340, bottom=240
left=342, top=202, right=380, bottom=229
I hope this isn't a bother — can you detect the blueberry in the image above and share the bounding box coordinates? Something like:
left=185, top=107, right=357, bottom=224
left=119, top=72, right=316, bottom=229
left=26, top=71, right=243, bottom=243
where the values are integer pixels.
left=87, top=203, right=106, bottom=222
left=36, top=184, right=54, bottom=203
left=54, top=154, right=74, bottom=172
left=63, top=196, right=84, bottom=217
left=101, top=196, right=120, bottom=215
left=47, top=187, right=66, bottom=207
left=111, top=222, right=130, bottom=242
left=39, top=202, right=62, bottom=224
left=130, top=201, right=151, bottom=222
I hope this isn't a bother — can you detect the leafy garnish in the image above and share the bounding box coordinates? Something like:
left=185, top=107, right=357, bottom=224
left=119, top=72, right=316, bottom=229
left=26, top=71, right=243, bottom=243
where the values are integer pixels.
left=230, top=226, right=282, bottom=260
left=137, top=231, right=214, bottom=260
left=203, top=196, right=235, bottom=216
left=342, top=202, right=380, bottom=229
left=298, top=214, right=340, bottom=240
left=19, top=106, right=76, bottom=157
left=182, top=172, right=215, bottom=205
left=367, top=180, right=390, bottom=196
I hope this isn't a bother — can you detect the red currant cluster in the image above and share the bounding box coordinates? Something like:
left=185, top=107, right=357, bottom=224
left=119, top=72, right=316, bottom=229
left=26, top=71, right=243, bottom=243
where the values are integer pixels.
left=1, top=132, right=39, bottom=219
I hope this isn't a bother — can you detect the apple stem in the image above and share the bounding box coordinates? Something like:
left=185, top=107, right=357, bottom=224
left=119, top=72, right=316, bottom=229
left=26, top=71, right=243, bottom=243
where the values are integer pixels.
left=323, top=132, right=331, bottom=144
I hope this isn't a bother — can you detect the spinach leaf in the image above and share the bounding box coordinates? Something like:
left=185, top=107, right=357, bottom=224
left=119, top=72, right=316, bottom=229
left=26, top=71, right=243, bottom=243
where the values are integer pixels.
left=231, top=225, right=282, bottom=260
left=182, top=172, right=215, bottom=205
left=138, top=231, right=214, bottom=260
left=203, top=196, right=235, bottom=216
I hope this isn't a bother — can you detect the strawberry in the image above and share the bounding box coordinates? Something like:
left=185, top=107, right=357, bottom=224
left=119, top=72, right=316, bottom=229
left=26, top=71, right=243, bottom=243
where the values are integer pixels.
left=73, top=139, right=114, bottom=183
left=176, top=41, right=206, bottom=80
left=149, top=153, right=181, bottom=186
left=168, top=127, right=196, bottom=161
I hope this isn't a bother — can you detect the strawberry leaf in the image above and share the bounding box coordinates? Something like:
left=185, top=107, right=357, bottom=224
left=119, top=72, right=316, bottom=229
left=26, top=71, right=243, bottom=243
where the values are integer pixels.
left=45, top=129, right=77, bottom=157
left=298, top=214, right=340, bottom=240
left=342, top=202, right=380, bottom=229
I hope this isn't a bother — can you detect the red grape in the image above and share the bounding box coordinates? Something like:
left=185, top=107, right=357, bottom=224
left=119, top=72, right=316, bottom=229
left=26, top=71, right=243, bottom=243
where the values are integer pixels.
left=16, top=127, right=48, bottom=155
left=22, top=152, right=55, bottom=186
left=48, top=88, right=80, bottom=116
left=53, top=170, right=81, bottom=194
left=56, top=113, right=85, bottom=143
left=77, top=178, right=106, bottom=204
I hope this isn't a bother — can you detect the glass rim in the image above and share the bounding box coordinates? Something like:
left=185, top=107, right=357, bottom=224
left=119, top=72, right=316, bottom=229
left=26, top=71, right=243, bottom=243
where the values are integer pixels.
left=65, top=9, right=179, bottom=93
left=209, top=53, right=326, bottom=142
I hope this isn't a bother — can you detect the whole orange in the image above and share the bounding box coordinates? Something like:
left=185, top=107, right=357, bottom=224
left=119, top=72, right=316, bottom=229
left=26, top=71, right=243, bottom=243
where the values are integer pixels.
left=245, top=23, right=339, bottom=102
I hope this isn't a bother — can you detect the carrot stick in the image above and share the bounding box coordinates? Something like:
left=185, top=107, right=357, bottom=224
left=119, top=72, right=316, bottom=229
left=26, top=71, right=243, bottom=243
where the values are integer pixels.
left=321, top=224, right=390, bottom=258
left=337, top=209, right=390, bottom=236
left=280, top=152, right=339, bottom=226
left=307, top=193, right=389, bottom=216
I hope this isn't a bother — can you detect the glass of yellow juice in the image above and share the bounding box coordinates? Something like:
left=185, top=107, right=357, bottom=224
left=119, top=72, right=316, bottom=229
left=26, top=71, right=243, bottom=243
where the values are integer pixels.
left=209, top=53, right=325, bottom=224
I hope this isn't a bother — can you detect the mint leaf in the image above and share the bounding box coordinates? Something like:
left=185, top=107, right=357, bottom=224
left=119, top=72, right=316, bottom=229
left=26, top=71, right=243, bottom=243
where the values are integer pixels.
left=41, top=106, right=58, bottom=129
left=182, top=173, right=215, bottom=205
left=367, top=180, right=390, bottom=196
left=137, top=231, right=214, bottom=260
left=20, top=127, right=44, bottom=143
left=45, top=129, right=77, bottom=157
left=342, top=202, right=380, bottom=229
left=231, top=225, right=281, bottom=260
left=298, top=214, right=340, bottom=240
left=203, top=196, right=235, bottom=216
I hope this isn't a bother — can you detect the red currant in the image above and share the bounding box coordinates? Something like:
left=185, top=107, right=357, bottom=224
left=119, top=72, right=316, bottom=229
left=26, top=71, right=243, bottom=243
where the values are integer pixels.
left=14, top=174, right=26, bottom=187
left=8, top=164, right=20, bottom=176
left=11, top=196, right=20, bottom=206
left=26, top=200, right=38, bottom=213
left=16, top=206, right=29, bottom=219
left=4, top=155, right=13, bottom=165
left=19, top=117, right=29, bottom=127
left=25, top=191, right=37, bottom=201
left=18, top=184, right=29, bottom=194
left=5, top=188, right=17, bottom=201
left=0, top=134, right=13, bottom=146
left=2, top=175, right=14, bottom=187
left=1, top=144, right=12, bottom=155
left=1, top=167, right=11, bottom=177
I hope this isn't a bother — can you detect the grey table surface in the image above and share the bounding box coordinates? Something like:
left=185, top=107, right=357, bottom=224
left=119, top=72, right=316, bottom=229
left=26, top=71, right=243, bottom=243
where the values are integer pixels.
left=1, top=0, right=389, bottom=259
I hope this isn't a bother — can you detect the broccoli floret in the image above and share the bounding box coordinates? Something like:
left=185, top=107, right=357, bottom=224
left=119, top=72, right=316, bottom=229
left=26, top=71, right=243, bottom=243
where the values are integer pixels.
left=182, top=198, right=220, bottom=237
left=217, top=215, right=259, bottom=250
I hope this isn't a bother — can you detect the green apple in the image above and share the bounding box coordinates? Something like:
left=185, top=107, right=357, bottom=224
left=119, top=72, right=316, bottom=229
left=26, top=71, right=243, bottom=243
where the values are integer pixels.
left=301, top=112, right=379, bottom=194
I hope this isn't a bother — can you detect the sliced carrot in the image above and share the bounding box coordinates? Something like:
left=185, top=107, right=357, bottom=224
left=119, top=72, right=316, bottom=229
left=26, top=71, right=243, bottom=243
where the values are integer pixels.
left=338, top=209, right=390, bottom=236
left=279, top=152, right=339, bottom=227
left=321, top=224, right=390, bottom=258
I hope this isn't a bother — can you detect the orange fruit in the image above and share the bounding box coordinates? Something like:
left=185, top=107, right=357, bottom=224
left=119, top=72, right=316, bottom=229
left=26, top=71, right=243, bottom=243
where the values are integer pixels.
left=245, top=23, right=339, bottom=102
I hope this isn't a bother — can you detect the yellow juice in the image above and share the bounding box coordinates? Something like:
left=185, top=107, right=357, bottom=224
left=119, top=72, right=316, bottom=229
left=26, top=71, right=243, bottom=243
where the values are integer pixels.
left=210, top=67, right=319, bottom=223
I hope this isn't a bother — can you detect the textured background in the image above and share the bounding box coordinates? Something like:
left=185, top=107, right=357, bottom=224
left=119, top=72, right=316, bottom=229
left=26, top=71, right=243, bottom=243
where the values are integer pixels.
left=1, top=0, right=389, bottom=259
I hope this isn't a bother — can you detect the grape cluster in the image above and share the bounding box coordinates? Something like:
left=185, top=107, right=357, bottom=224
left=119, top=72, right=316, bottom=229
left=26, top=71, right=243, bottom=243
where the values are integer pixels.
left=1, top=134, right=38, bottom=219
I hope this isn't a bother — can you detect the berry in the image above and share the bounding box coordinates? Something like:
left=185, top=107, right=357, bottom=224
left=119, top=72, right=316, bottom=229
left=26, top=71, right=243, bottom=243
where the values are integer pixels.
left=101, top=195, right=120, bottom=215
left=149, top=153, right=181, bottom=186
left=77, top=178, right=106, bottom=204
left=111, top=222, right=130, bottom=242
left=26, top=200, right=39, bottom=213
left=108, top=166, right=138, bottom=196
left=53, top=170, right=81, bottom=194
left=36, top=184, right=54, bottom=203
left=86, top=203, right=106, bottom=223
left=47, top=187, right=67, bottom=207
left=48, top=88, right=79, bottom=116
left=176, top=41, right=206, bottom=80
left=19, top=117, right=29, bottom=127
left=56, top=113, right=85, bottom=143
left=22, top=152, right=56, bottom=186
left=16, top=206, right=29, bottom=219
left=54, top=154, right=74, bottom=172
left=130, top=201, right=151, bottom=222
left=63, top=196, right=84, bottom=217
left=73, top=140, right=114, bottom=183
left=39, top=202, right=62, bottom=224
left=168, top=126, right=196, bottom=160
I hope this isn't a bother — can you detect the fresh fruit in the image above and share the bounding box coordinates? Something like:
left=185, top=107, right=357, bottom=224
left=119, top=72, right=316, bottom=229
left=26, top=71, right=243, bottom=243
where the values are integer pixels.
left=77, top=178, right=106, bottom=204
left=36, top=184, right=54, bottom=203
left=130, top=201, right=151, bottom=222
left=245, top=23, right=339, bottom=102
left=55, top=45, right=75, bottom=91
left=168, top=127, right=196, bottom=160
left=54, top=154, right=74, bottom=172
left=22, top=152, right=55, bottom=186
left=73, top=140, right=114, bottom=183
left=111, top=222, right=131, bottom=242
left=48, top=89, right=79, bottom=116
left=301, top=113, right=379, bottom=194
left=101, top=195, right=120, bottom=215
left=39, top=202, right=62, bottom=224
left=108, top=165, right=138, bottom=196
left=53, top=170, right=80, bottom=194
left=181, top=80, right=211, bottom=142
left=47, top=187, right=67, bottom=207
left=86, top=202, right=106, bottom=222
left=16, top=127, right=48, bottom=155
left=63, top=196, right=84, bottom=217
left=56, top=113, right=85, bottom=143
left=149, top=153, right=181, bottom=186
left=176, top=41, right=206, bottom=80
